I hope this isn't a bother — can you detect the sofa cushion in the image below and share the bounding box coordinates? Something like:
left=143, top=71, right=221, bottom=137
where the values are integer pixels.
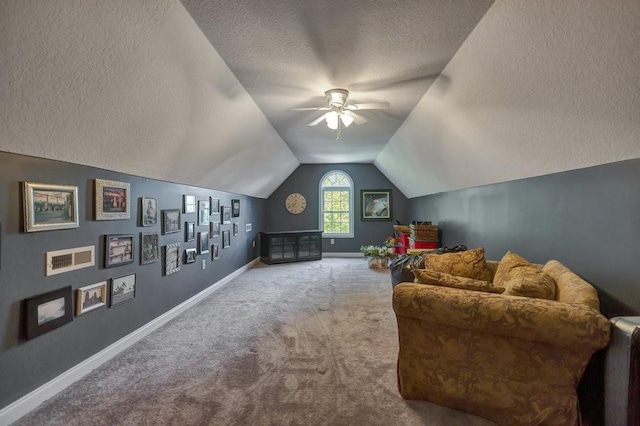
left=494, top=252, right=556, bottom=300
left=543, top=260, right=600, bottom=310
left=422, top=247, right=492, bottom=281
left=413, top=269, right=505, bottom=293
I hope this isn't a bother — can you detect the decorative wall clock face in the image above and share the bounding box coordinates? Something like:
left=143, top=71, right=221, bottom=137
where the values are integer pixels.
left=285, top=193, right=307, bottom=214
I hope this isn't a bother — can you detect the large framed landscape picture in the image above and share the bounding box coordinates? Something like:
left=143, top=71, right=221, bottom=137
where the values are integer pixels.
left=23, top=182, right=79, bottom=232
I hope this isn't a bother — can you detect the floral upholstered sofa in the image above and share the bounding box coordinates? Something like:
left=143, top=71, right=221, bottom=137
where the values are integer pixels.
left=392, top=248, right=611, bottom=425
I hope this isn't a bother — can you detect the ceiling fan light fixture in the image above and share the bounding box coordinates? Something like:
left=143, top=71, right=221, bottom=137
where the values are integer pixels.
left=326, top=111, right=339, bottom=130
left=340, top=111, right=354, bottom=127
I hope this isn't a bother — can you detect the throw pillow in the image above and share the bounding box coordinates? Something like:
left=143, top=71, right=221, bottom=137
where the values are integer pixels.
left=413, top=269, right=505, bottom=294
left=422, top=247, right=491, bottom=280
left=494, top=252, right=557, bottom=300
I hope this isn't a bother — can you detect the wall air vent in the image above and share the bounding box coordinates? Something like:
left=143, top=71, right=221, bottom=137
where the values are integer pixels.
left=46, top=245, right=95, bottom=276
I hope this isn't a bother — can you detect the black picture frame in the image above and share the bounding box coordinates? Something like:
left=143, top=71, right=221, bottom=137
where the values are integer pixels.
left=25, top=286, right=73, bottom=340
left=105, top=234, right=134, bottom=268
left=211, top=244, right=220, bottom=260
left=231, top=199, right=240, bottom=217
left=221, top=206, right=231, bottom=224
left=222, top=230, right=231, bottom=248
left=162, top=209, right=181, bottom=234
left=198, top=231, right=209, bottom=254
left=141, top=197, right=158, bottom=227
left=210, top=197, right=220, bottom=214
left=141, top=232, right=159, bottom=265
left=233, top=222, right=239, bottom=236
left=360, top=189, right=392, bottom=221
left=185, top=221, right=195, bottom=242
left=110, top=273, right=136, bottom=307
left=210, top=221, right=221, bottom=238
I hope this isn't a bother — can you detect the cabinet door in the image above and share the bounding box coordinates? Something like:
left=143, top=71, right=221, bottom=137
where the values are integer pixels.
left=297, top=235, right=311, bottom=258
left=308, top=234, right=321, bottom=256
left=282, top=236, right=296, bottom=260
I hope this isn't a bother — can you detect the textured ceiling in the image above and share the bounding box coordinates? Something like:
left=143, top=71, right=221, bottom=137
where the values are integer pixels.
left=180, top=0, right=495, bottom=163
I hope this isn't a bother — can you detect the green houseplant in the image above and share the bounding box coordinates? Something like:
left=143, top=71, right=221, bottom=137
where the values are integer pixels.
left=390, top=250, right=436, bottom=288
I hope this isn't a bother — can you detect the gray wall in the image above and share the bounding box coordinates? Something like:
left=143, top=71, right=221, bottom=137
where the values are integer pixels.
left=0, top=151, right=264, bottom=409
left=410, top=158, right=640, bottom=318
left=265, top=164, right=410, bottom=253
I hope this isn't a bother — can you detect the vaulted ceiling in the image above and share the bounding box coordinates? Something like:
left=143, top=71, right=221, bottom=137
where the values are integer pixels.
left=1, top=0, right=639, bottom=199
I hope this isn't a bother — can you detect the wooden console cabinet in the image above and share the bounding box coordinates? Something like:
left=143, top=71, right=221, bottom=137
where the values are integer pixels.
left=259, top=230, right=322, bottom=264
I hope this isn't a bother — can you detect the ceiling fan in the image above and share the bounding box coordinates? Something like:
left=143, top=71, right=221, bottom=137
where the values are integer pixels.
left=287, top=89, right=390, bottom=139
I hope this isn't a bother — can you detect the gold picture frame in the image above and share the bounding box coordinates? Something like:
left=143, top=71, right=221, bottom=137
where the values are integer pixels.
left=76, top=281, right=107, bottom=316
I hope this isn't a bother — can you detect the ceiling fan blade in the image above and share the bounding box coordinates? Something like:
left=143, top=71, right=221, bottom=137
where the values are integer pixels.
left=307, top=113, right=328, bottom=126
left=349, top=111, right=368, bottom=125
left=347, top=101, right=390, bottom=110
left=287, top=106, right=329, bottom=111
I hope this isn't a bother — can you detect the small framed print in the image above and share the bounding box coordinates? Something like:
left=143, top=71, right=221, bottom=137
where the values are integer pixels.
left=164, top=243, right=181, bottom=275
left=105, top=234, right=134, bottom=268
left=184, top=248, right=197, bottom=264
left=198, top=200, right=210, bottom=226
left=231, top=199, right=240, bottom=217
left=76, top=281, right=107, bottom=316
left=361, top=190, right=392, bottom=221
left=162, top=209, right=181, bottom=234
left=222, top=230, right=231, bottom=248
left=210, top=221, right=221, bottom=238
left=183, top=195, right=196, bottom=214
left=221, top=206, right=231, bottom=224
left=211, top=244, right=220, bottom=260
left=198, top=231, right=209, bottom=254
left=233, top=222, right=239, bottom=236
left=25, top=286, right=73, bottom=340
left=141, top=232, right=159, bottom=265
left=110, top=273, right=136, bottom=307
left=95, top=179, right=130, bottom=220
left=141, top=197, right=157, bottom=227
left=185, top=222, right=195, bottom=242
left=23, top=182, right=79, bottom=232
left=210, top=197, right=220, bottom=214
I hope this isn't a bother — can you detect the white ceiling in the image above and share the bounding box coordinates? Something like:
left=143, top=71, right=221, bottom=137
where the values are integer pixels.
left=180, top=0, right=495, bottom=163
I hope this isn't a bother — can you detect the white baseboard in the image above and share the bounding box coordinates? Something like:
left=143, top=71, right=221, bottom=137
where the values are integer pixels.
left=0, top=258, right=260, bottom=426
left=323, top=252, right=363, bottom=258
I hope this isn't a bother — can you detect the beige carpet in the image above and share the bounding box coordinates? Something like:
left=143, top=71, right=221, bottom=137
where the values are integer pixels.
left=14, top=258, right=494, bottom=426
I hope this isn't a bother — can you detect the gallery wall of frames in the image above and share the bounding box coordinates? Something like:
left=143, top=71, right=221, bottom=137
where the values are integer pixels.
left=0, top=151, right=265, bottom=410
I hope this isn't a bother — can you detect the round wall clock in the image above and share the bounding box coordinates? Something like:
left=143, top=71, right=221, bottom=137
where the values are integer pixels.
left=285, top=192, right=307, bottom=214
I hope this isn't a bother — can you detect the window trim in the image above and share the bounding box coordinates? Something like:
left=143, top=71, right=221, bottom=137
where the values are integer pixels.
left=319, top=170, right=354, bottom=239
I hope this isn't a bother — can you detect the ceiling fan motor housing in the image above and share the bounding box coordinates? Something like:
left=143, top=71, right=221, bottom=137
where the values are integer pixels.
left=325, top=89, right=349, bottom=107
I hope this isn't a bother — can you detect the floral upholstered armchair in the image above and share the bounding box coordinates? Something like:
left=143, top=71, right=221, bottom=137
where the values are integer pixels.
left=392, top=248, right=611, bottom=425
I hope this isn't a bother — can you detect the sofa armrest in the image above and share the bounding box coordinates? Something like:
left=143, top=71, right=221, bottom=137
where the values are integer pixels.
left=393, top=283, right=610, bottom=351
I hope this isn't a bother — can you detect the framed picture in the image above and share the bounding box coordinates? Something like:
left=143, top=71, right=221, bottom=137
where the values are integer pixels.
left=184, top=248, right=197, bottom=264
left=210, top=221, right=221, bottom=238
left=23, top=182, right=79, bottom=232
left=162, top=209, right=181, bottom=234
left=185, top=221, right=195, bottom=242
left=110, top=273, right=136, bottom=307
left=198, top=200, right=210, bottom=226
left=25, top=286, right=73, bottom=340
left=183, top=195, right=196, bottom=214
left=222, top=230, right=231, bottom=248
left=141, top=232, right=159, bottom=265
left=211, top=244, right=220, bottom=260
left=95, top=179, right=130, bottom=220
left=233, top=222, right=239, bottom=236
left=105, top=234, right=134, bottom=267
left=164, top=243, right=181, bottom=275
left=231, top=199, right=240, bottom=217
left=141, top=197, right=157, bottom=226
left=198, top=231, right=209, bottom=254
left=76, top=281, right=107, bottom=316
left=210, top=197, right=220, bottom=214
left=221, top=206, right=232, bottom=224
left=361, top=190, right=392, bottom=221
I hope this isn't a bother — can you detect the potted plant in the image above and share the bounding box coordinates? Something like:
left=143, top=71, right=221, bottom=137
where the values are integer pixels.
left=359, top=244, right=395, bottom=268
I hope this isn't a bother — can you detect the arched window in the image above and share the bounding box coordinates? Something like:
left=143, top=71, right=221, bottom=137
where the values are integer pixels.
left=319, top=170, right=354, bottom=238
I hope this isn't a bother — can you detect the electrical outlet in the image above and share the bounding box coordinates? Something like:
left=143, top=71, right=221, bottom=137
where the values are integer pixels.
left=252, top=240, right=256, bottom=248
left=331, top=239, right=335, bottom=244
left=201, top=259, right=206, bottom=270
left=246, top=223, right=252, bottom=232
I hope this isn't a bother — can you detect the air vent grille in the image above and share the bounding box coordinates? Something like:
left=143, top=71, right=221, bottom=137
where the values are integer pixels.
left=46, top=245, right=95, bottom=276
